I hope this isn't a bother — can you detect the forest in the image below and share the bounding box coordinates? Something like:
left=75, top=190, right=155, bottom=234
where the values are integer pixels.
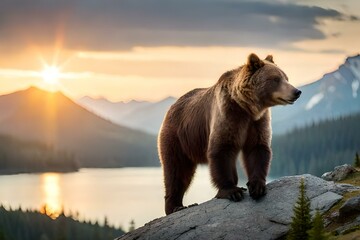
left=0, top=134, right=78, bottom=174
left=0, top=205, right=124, bottom=240
left=270, top=113, right=360, bottom=177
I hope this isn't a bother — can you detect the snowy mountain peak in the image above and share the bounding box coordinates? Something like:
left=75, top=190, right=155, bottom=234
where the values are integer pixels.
left=352, top=80, right=359, bottom=98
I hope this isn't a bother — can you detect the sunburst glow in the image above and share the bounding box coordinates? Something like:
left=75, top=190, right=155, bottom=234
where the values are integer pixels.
left=41, top=66, right=60, bottom=85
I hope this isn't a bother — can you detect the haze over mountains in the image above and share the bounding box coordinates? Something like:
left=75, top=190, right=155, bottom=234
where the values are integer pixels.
left=80, top=54, right=360, bottom=135
left=0, top=87, right=158, bottom=168
left=78, top=96, right=176, bottom=134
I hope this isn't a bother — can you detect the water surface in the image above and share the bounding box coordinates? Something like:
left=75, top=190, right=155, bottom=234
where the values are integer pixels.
left=0, top=167, right=218, bottom=228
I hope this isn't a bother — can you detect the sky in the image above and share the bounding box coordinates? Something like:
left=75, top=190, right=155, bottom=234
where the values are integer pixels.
left=0, top=0, right=359, bottom=101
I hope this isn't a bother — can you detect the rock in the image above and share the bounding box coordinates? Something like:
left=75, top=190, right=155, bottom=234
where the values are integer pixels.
left=335, top=215, right=360, bottom=235
left=321, top=164, right=357, bottom=181
left=116, top=175, right=359, bottom=240
left=339, top=195, right=360, bottom=220
left=310, top=191, right=342, bottom=213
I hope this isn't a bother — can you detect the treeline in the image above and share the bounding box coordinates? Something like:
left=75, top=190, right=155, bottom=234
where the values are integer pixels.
left=0, top=134, right=78, bottom=174
left=0, top=205, right=124, bottom=240
left=270, top=113, right=360, bottom=177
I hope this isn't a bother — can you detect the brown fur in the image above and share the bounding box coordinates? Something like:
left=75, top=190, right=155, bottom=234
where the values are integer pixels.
left=158, top=53, right=301, bottom=215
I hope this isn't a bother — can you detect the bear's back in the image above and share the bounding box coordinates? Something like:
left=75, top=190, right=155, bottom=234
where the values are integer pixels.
left=162, top=87, right=215, bottom=163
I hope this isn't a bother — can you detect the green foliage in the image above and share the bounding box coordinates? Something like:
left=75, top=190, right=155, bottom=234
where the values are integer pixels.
left=0, top=134, right=78, bottom=174
left=0, top=205, right=124, bottom=240
left=308, top=210, right=330, bottom=240
left=271, top=113, right=360, bottom=177
left=287, top=178, right=312, bottom=240
left=354, top=152, right=360, bottom=168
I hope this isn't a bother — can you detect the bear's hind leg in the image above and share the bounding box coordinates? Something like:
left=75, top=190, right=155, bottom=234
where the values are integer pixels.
left=162, top=153, right=196, bottom=215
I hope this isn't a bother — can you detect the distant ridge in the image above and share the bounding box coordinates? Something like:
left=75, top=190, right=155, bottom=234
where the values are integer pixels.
left=78, top=95, right=176, bottom=134
left=0, top=87, right=159, bottom=168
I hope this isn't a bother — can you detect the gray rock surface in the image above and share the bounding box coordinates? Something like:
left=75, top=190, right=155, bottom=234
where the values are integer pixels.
left=117, top=175, right=359, bottom=240
left=310, top=191, right=342, bottom=213
left=339, top=195, right=360, bottom=220
left=322, top=164, right=357, bottom=181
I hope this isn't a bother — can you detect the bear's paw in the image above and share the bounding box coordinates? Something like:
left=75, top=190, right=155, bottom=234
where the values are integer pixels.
left=247, top=180, right=267, bottom=200
left=215, top=187, right=247, bottom=202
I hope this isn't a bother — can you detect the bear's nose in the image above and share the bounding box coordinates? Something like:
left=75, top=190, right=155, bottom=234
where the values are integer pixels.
left=294, top=89, right=302, bottom=98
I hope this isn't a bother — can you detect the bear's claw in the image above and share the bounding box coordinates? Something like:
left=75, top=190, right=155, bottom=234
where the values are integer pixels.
left=215, top=187, right=247, bottom=202
left=247, top=180, right=266, bottom=200
left=173, top=203, right=198, bottom=213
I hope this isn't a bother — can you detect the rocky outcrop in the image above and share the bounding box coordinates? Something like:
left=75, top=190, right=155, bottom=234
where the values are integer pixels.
left=339, top=195, right=360, bottom=220
left=116, top=175, right=359, bottom=240
left=322, top=164, right=357, bottom=182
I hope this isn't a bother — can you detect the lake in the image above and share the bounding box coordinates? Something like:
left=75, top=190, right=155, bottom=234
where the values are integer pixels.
left=0, top=167, right=273, bottom=230
left=0, top=167, right=217, bottom=229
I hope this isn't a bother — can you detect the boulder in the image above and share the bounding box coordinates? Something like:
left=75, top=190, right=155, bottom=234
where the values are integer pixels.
left=339, top=195, right=360, bottom=220
left=322, top=164, right=357, bottom=182
left=116, top=175, right=359, bottom=240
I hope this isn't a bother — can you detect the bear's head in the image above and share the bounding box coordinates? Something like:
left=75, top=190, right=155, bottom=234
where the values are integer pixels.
left=230, top=53, right=301, bottom=119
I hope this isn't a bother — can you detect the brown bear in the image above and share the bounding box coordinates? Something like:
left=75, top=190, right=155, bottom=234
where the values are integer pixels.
left=158, top=53, right=301, bottom=215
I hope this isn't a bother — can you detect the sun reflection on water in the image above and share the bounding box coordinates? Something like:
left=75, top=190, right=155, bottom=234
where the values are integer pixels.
left=40, top=173, right=63, bottom=218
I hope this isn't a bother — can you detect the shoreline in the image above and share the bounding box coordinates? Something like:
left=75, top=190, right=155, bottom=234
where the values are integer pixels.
left=0, top=168, right=79, bottom=176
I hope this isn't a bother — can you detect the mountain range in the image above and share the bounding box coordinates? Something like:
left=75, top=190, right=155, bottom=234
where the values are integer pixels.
left=0, top=87, right=159, bottom=168
left=79, top=54, right=360, bottom=135
left=78, top=96, right=176, bottom=134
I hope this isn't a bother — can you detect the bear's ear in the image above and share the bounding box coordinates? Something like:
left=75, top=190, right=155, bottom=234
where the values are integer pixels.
left=247, top=53, right=264, bottom=72
left=265, top=55, right=274, bottom=63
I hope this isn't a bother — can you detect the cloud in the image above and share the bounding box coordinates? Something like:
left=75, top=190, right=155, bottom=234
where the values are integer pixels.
left=0, top=0, right=350, bottom=52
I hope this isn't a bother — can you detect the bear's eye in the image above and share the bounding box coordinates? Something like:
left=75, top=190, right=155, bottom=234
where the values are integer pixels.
left=273, top=77, right=281, bottom=83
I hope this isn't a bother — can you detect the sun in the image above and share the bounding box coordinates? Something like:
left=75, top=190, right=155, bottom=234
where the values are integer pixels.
left=41, top=66, right=61, bottom=85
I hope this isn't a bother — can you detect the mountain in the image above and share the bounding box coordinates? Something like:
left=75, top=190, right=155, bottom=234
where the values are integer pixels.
left=0, top=133, right=78, bottom=174
left=78, top=96, right=176, bottom=134
left=78, top=96, right=151, bottom=123
left=272, top=54, right=360, bottom=134
left=270, top=112, right=360, bottom=177
left=0, top=87, right=159, bottom=168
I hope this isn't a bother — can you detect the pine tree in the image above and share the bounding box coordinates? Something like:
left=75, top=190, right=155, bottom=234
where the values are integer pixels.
left=308, top=210, right=330, bottom=240
left=0, top=227, right=5, bottom=240
left=354, top=152, right=360, bottom=168
left=287, top=178, right=312, bottom=240
left=128, top=219, right=135, bottom=232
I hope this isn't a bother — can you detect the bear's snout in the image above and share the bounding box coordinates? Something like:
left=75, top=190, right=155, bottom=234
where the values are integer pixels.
left=293, top=89, right=302, bottom=100
left=287, top=89, right=302, bottom=104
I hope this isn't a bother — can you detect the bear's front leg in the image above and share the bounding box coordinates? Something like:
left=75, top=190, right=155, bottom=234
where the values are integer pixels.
left=243, top=144, right=271, bottom=200
left=208, top=142, right=245, bottom=202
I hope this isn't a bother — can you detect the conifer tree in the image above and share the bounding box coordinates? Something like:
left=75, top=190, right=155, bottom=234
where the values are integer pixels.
left=308, top=210, right=330, bottom=240
left=287, top=178, right=312, bottom=240
left=354, top=152, right=360, bottom=168
left=128, top=219, right=136, bottom=232
left=0, top=227, right=5, bottom=240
